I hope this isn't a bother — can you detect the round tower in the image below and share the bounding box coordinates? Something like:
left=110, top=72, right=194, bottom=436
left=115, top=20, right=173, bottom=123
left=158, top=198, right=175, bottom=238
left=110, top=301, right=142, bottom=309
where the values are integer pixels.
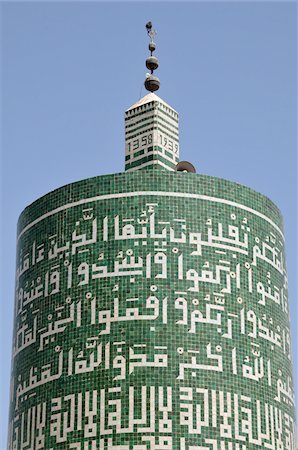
left=8, top=22, right=296, bottom=450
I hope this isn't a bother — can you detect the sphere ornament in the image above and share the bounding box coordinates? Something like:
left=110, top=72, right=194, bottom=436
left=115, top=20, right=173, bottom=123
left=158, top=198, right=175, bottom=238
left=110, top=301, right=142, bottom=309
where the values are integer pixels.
left=146, top=56, right=159, bottom=71
left=144, top=75, right=160, bottom=92
left=144, top=21, right=160, bottom=93
left=149, top=42, right=156, bottom=52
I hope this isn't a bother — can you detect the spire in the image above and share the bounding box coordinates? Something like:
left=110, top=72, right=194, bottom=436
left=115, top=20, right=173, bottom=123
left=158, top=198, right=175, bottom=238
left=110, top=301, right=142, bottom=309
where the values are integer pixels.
left=124, top=22, right=180, bottom=172
left=144, top=22, right=160, bottom=93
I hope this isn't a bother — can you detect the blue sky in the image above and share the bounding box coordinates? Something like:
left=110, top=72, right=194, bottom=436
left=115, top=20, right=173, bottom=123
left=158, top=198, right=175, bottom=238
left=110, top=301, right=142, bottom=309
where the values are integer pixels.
left=1, top=2, right=297, bottom=446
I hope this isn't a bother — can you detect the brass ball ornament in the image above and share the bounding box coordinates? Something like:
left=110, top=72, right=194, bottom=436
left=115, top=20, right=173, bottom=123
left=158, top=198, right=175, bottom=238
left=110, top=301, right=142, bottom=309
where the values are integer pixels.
left=144, top=21, right=160, bottom=93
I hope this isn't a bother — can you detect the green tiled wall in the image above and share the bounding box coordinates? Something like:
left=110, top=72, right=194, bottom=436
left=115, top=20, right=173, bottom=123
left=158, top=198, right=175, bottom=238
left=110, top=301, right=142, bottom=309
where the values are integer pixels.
left=8, top=171, right=296, bottom=449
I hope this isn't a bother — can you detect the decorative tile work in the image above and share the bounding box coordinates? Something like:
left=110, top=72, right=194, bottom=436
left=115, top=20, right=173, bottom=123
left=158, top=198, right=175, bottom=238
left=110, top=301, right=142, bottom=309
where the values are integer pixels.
left=125, top=93, right=179, bottom=172
left=8, top=171, right=296, bottom=449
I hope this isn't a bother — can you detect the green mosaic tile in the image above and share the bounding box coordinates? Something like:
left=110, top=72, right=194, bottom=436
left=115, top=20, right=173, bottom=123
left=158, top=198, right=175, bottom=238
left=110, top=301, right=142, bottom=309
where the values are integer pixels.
left=8, top=170, right=296, bottom=449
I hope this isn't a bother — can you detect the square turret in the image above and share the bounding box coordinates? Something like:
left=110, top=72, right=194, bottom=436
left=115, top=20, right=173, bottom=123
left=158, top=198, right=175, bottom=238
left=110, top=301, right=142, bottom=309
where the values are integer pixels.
left=125, top=93, right=179, bottom=171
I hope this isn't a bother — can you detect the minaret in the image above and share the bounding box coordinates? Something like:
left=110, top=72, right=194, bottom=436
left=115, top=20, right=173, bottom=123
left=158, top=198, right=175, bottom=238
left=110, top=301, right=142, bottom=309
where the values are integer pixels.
left=125, top=22, right=180, bottom=172
left=8, top=20, right=296, bottom=450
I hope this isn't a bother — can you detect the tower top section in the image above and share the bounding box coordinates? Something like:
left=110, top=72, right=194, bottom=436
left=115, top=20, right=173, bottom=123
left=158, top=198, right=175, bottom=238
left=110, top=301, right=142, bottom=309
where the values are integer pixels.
left=124, top=22, right=179, bottom=172
left=144, top=21, right=160, bottom=93
left=126, top=92, right=177, bottom=113
left=125, top=93, right=179, bottom=172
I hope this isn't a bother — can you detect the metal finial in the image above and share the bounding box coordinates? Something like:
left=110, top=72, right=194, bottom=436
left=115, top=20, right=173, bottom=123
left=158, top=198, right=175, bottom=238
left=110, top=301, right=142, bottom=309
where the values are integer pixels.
left=146, top=21, right=156, bottom=44
left=144, top=21, right=160, bottom=93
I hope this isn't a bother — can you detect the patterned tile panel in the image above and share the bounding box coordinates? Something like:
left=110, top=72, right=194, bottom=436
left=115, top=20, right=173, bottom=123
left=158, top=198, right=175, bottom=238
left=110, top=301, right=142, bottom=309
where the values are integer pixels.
left=9, top=171, right=296, bottom=449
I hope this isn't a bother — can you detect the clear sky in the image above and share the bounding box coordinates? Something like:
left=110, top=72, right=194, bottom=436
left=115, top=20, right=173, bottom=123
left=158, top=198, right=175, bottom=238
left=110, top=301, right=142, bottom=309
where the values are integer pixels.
left=1, top=2, right=297, bottom=447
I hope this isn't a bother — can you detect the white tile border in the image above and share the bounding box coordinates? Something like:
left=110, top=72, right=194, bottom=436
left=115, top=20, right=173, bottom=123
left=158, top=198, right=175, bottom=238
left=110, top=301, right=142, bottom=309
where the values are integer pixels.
left=126, top=160, right=175, bottom=172
left=18, top=191, right=284, bottom=241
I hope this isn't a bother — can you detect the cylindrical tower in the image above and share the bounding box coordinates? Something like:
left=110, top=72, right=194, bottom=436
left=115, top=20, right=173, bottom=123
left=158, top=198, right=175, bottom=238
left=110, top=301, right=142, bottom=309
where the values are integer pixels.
left=8, top=171, right=296, bottom=449
left=8, top=20, right=296, bottom=450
